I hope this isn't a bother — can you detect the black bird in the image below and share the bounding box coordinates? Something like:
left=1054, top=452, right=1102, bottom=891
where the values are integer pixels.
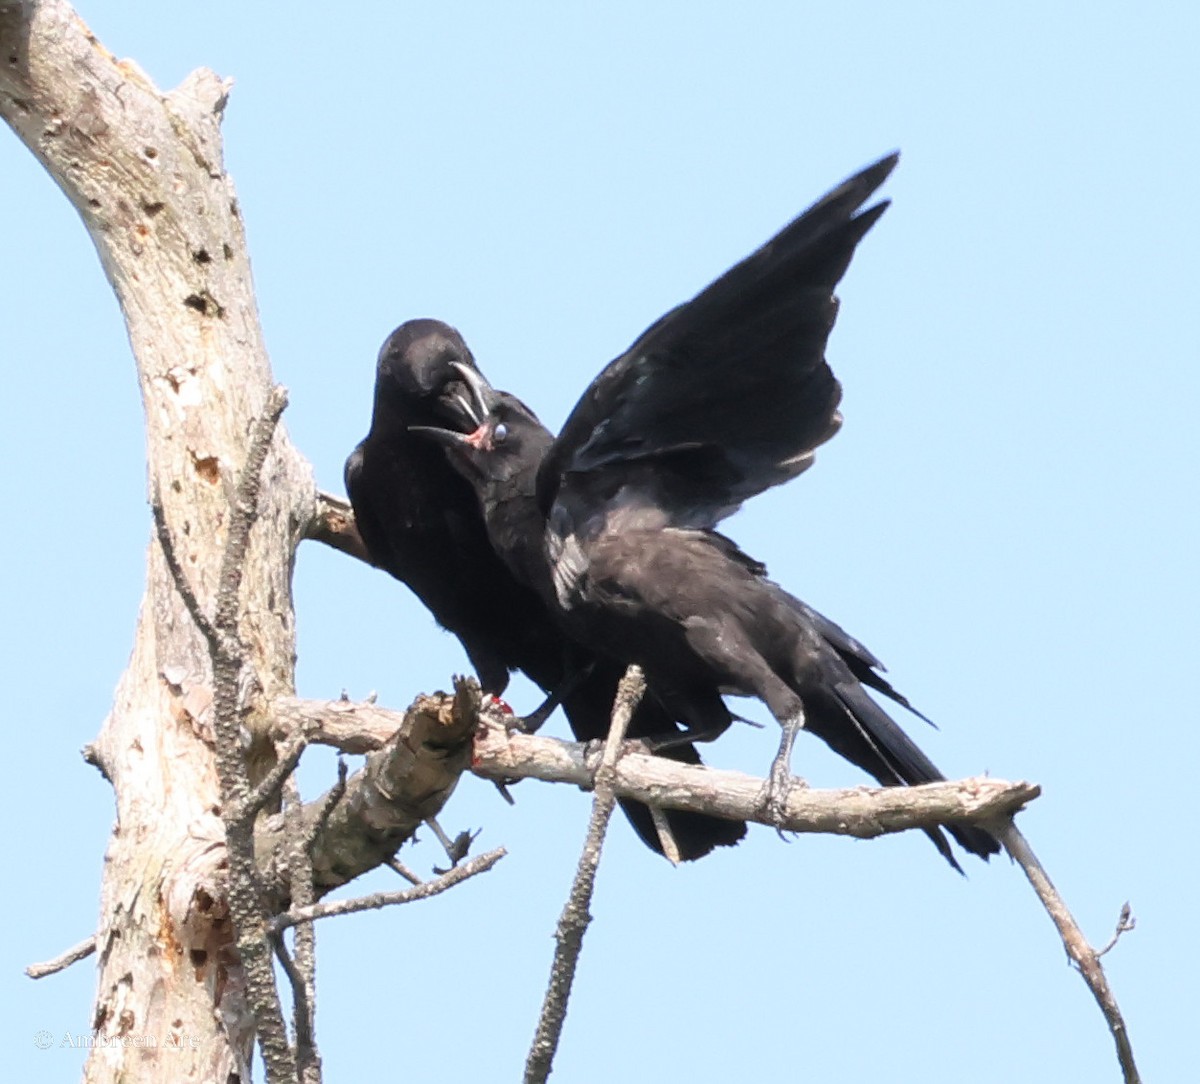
left=421, top=155, right=1000, bottom=869
left=346, top=319, right=746, bottom=860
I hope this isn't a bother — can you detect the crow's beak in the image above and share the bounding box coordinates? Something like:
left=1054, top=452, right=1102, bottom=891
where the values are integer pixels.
left=410, top=424, right=472, bottom=448
left=409, top=422, right=493, bottom=460
left=451, top=361, right=495, bottom=423
left=445, top=388, right=482, bottom=429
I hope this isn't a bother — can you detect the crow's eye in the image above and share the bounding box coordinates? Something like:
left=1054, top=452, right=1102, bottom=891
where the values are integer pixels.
left=493, top=422, right=509, bottom=445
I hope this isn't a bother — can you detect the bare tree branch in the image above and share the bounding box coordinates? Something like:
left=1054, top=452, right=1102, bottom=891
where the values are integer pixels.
left=150, top=489, right=224, bottom=651
left=270, top=931, right=315, bottom=1077
left=1097, top=903, right=1136, bottom=959
left=272, top=694, right=421, bottom=754
left=306, top=491, right=371, bottom=563
left=386, top=858, right=424, bottom=886
left=526, top=666, right=646, bottom=1084
left=25, top=936, right=97, bottom=980
left=283, top=756, right=348, bottom=1079
left=269, top=848, right=507, bottom=934
left=278, top=756, right=344, bottom=1084
left=991, top=821, right=1141, bottom=1084
left=241, top=729, right=311, bottom=822
left=301, top=757, right=350, bottom=853
left=255, top=681, right=481, bottom=905
left=274, top=692, right=1038, bottom=838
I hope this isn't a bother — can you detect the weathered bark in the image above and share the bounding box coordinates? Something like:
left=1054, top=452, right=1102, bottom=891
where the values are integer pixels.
left=255, top=683, right=481, bottom=906
left=1, top=3, right=314, bottom=1078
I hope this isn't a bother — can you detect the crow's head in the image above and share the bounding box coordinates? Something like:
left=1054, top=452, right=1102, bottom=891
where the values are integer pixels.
left=373, top=318, right=481, bottom=431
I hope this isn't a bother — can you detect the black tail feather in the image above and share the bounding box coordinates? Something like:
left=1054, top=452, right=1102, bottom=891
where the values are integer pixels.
left=799, top=679, right=1000, bottom=869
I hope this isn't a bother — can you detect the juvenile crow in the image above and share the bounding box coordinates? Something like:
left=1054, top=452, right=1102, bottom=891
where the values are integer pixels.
left=422, top=155, right=1000, bottom=869
left=346, top=319, right=746, bottom=860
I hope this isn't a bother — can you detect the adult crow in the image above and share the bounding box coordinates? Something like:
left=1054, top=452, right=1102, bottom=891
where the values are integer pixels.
left=346, top=319, right=746, bottom=860
left=420, top=155, right=1000, bottom=870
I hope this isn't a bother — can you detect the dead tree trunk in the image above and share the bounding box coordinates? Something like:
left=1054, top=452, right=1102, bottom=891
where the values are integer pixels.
left=1, top=2, right=316, bottom=1078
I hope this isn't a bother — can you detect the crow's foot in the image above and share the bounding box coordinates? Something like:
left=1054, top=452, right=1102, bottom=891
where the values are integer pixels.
left=757, top=712, right=806, bottom=835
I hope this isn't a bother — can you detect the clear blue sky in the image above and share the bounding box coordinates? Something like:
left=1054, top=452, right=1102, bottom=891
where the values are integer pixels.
left=3, top=3, right=1195, bottom=1081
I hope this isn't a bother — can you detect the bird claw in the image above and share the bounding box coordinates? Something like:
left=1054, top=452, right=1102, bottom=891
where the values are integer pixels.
left=759, top=770, right=791, bottom=830
left=581, top=738, right=605, bottom=774
left=758, top=760, right=806, bottom=835
left=482, top=694, right=534, bottom=734
left=424, top=817, right=479, bottom=871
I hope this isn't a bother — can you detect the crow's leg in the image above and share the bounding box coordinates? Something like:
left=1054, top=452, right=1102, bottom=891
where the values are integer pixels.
left=682, top=618, right=807, bottom=828
left=638, top=684, right=734, bottom=752
left=764, top=701, right=806, bottom=829
left=511, top=660, right=598, bottom=733
left=641, top=728, right=722, bottom=753
left=423, top=816, right=478, bottom=870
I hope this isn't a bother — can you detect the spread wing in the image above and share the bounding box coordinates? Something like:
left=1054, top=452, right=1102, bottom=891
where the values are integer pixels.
left=538, top=153, right=897, bottom=531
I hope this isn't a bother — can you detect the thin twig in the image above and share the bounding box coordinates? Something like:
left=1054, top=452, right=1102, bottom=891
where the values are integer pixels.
left=1097, top=903, right=1136, bottom=959
left=991, top=820, right=1141, bottom=1084
left=283, top=776, right=313, bottom=1070
left=213, top=385, right=289, bottom=637
left=269, top=929, right=314, bottom=1077
left=268, top=848, right=506, bottom=934
left=271, top=932, right=307, bottom=1000
left=25, top=936, right=97, bottom=980
left=238, top=731, right=310, bottom=823
left=302, top=758, right=349, bottom=853
left=424, top=816, right=463, bottom=865
left=271, top=758, right=345, bottom=1084
left=525, top=665, right=646, bottom=1084
left=281, top=766, right=321, bottom=1084
left=386, top=858, right=424, bottom=886
left=150, top=488, right=222, bottom=652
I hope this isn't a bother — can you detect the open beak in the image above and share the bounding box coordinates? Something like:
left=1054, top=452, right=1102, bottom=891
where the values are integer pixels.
left=409, top=421, right=495, bottom=465
left=413, top=364, right=499, bottom=461
left=409, top=424, right=472, bottom=448
left=446, top=389, right=481, bottom=428
left=450, top=361, right=496, bottom=423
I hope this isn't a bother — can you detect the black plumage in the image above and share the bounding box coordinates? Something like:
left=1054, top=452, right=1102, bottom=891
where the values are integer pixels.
left=346, top=319, right=746, bottom=860
left=424, top=155, right=999, bottom=870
